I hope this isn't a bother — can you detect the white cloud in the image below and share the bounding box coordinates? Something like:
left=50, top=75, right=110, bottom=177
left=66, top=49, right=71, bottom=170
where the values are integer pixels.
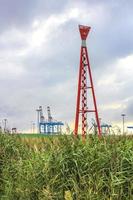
left=0, top=60, right=25, bottom=77
left=97, top=54, right=133, bottom=125
left=117, top=55, right=133, bottom=80
left=101, top=103, right=123, bottom=110
left=98, top=74, right=116, bottom=86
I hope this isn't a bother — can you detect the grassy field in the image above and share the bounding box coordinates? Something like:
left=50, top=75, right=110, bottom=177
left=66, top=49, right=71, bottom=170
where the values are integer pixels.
left=16, top=133, right=56, bottom=138
left=0, top=133, right=133, bottom=200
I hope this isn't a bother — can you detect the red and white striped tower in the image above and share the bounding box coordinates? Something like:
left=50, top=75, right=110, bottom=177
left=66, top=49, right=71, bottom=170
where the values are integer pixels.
left=74, top=25, right=101, bottom=139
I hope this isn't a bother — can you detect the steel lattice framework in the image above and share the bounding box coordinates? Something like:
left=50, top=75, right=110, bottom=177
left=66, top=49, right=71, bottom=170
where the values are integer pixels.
left=74, top=25, right=101, bottom=139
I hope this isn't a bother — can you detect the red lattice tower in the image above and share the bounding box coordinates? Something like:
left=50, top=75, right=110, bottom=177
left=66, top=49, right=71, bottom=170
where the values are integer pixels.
left=74, top=25, right=101, bottom=139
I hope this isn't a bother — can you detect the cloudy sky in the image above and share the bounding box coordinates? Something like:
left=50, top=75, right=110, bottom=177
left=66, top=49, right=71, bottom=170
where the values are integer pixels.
left=0, top=0, right=133, bottom=132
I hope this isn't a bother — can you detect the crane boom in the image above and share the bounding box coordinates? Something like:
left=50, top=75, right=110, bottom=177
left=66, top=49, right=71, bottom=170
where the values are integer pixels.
left=47, top=106, right=52, bottom=122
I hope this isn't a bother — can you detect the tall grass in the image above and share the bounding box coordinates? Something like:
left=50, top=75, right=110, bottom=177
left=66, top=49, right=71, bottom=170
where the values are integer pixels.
left=0, top=134, right=133, bottom=199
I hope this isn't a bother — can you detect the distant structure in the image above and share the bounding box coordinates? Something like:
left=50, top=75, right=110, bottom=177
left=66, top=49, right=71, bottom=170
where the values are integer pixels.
left=36, top=106, right=64, bottom=134
left=36, top=106, right=43, bottom=133
left=65, top=123, right=71, bottom=134
left=47, top=106, right=53, bottom=122
left=32, top=122, right=35, bottom=133
left=88, top=119, right=111, bottom=135
left=100, top=124, right=112, bottom=135
left=121, top=114, right=126, bottom=134
left=0, top=125, right=2, bottom=133
left=12, top=128, right=17, bottom=134
left=3, top=119, right=8, bottom=133
left=74, top=25, right=101, bottom=139
left=127, top=126, right=133, bottom=134
left=127, top=126, right=133, bottom=129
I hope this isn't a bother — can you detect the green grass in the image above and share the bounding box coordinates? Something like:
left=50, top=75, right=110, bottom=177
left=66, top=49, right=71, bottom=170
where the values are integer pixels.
left=17, top=133, right=55, bottom=138
left=0, top=133, right=133, bottom=200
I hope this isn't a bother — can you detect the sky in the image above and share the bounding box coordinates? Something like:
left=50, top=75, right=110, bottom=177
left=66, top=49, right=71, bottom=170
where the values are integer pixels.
left=0, top=0, right=133, bottom=132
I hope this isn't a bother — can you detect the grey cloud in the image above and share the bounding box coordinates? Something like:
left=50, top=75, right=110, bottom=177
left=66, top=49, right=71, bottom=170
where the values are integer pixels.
left=0, top=0, right=133, bottom=130
left=0, top=0, right=70, bottom=32
left=125, top=100, right=133, bottom=121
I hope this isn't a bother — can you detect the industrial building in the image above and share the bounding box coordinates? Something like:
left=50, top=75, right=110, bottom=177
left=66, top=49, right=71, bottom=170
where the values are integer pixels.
left=36, top=106, right=64, bottom=134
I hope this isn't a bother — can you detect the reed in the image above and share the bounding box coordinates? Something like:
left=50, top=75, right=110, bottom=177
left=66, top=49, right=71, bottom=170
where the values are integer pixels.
left=0, top=134, right=133, bottom=199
